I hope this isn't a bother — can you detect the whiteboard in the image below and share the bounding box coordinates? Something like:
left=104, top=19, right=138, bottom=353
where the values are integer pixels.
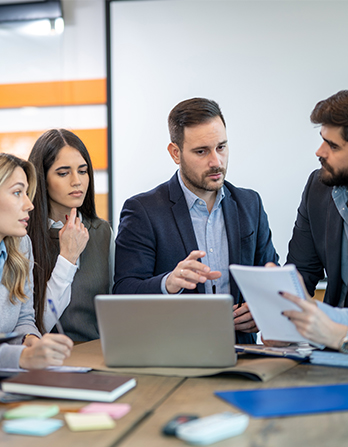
left=109, top=0, right=348, bottom=263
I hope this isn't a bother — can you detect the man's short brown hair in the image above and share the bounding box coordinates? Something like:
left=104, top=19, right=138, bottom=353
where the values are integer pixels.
left=168, top=98, right=226, bottom=149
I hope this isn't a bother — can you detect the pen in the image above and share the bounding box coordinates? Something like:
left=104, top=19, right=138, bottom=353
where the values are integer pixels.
left=212, top=284, right=216, bottom=294
left=47, top=299, right=65, bottom=335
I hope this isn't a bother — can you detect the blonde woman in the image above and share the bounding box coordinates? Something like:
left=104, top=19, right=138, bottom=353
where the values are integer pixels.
left=0, top=153, right=72, bottom=369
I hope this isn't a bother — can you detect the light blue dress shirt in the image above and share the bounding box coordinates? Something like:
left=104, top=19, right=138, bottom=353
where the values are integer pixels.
left=161, top=171, right=229, bottom=294
left=0, top=240, right=8, bottom=281
left=318, top=300, right=348, bottom=325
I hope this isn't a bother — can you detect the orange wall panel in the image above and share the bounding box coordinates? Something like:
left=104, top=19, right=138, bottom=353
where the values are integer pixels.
left=0, top=129, right=107, bottom=170
left=0, top=79, right=106, bottom=109
left=73, top=128, right=107, bottom=170
left=95, top=194, right=109, bottom=222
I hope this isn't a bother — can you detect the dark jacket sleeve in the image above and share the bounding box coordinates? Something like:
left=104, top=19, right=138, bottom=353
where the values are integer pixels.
left=113, top=197, right=167, bottom=294
left=286, top=171, right=325, bottom=296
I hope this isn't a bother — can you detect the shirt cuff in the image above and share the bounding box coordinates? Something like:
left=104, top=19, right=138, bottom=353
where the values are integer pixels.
left=0, top=344, right=26, bottom=369
left=161, top=273, right=170, bottom=294
left=160, top=272, right=183, bottom=294
left=54, top=255, right=78, bottom=282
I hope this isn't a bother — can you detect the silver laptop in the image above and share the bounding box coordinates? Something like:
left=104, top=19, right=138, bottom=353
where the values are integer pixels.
left=95, top=294, right=236, bottom=368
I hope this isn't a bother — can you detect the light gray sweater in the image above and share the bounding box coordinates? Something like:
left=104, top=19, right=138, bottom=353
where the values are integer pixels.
left=0, top=236, right=40, bottom=368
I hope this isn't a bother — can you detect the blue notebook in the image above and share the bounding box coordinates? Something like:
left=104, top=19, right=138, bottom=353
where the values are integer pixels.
left=309, top=351, right=348, bottom=367
left=216, top=384, right=348, bottom=418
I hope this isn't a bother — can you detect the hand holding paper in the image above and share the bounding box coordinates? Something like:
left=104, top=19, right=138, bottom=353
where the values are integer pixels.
left=281, top=291, right=347, bottom=349
left=229, top=264, right=310, bottom=343
left=232, top=303, right=258, bottom=333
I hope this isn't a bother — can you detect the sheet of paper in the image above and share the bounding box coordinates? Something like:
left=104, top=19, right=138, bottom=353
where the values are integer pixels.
left=230, top=264, right=309, bottom=342
left=0, top=365, right=91, bottom=375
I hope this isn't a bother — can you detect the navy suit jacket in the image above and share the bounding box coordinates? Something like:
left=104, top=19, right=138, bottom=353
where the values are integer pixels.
left=287, top=169, right=343, bottom=307
left=113, top=173, right=279, bottom=343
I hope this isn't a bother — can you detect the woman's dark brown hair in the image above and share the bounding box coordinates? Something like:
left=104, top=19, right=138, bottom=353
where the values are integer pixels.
left=28, top=129, right=97, bottom=333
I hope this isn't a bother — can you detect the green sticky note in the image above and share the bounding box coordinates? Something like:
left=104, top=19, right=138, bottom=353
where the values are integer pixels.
left=4, top=404, right=60, bottom=420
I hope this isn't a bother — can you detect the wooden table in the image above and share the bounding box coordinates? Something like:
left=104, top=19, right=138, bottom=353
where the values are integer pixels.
left=0, top=372, right=184, bottom=447
left=121, top=363, right=348, bottom=447
left=2, top=345, right=348, bottom=447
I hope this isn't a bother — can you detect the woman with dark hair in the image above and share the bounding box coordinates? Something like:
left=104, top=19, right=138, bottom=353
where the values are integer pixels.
left=0, top=153, right=72, bottom=369
left=28, top=129, right=113, bottom=342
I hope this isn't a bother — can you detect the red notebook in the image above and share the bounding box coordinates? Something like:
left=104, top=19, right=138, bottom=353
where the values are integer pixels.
left=2, top=370, right=136, bottom=402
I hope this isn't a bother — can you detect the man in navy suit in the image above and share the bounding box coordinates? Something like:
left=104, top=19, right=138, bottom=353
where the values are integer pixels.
left=113, top=98, right=279, bottom=343
left=287, top=90, right=348, bottom=309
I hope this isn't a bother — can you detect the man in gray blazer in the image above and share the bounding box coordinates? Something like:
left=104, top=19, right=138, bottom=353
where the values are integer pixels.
left=287, top=90, right=348, bottom=308
left=113, top=98, right=279, bottom=344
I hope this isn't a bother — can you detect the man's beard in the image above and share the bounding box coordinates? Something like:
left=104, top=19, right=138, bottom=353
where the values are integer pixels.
left=318, top=157, right=348, bottom=187
left=181, top=165, right=227, bottom=192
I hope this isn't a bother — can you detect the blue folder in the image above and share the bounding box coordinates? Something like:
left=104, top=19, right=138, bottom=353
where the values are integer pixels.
left=216, top=384, right=348, bottom=418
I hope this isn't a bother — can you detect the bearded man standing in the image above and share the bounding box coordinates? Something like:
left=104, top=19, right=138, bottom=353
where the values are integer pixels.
left=287, top=90, right=348, bottom=309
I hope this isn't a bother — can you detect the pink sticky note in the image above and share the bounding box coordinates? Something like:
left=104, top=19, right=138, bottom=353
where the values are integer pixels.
left=79, top=403, right=131, bottom=419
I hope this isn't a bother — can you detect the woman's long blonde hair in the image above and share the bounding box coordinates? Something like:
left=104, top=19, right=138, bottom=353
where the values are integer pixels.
left=0, top=154, right=37, bottom=304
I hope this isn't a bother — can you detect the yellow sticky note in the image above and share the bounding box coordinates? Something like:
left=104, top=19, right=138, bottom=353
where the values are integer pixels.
left=65, top=412, right=116, bottom=431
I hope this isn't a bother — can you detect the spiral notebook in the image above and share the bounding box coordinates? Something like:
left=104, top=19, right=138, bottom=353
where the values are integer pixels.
left=229, top=264, right=309, bottom=343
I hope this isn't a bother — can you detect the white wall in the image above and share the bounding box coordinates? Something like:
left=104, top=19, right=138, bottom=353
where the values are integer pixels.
left=110, top=0, right=348, bottom=263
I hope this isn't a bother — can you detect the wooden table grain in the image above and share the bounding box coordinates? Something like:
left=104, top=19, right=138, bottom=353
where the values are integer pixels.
left=0, top=371, right=184, bottom=447
left=120, top=363, right=348, bottom=447
left=2, top=342, right=348, bottom=447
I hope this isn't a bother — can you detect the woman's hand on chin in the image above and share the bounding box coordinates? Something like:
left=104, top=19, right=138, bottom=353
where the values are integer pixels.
left=59, top=207, right=89, bottom=265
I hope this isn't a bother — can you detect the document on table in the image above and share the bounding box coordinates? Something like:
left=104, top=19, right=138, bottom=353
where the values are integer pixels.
left=229, top=264, right=310, bottom=342
left=235, top=343, right=316, bottom=359
left=0, top=365, right=91, bottom=376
